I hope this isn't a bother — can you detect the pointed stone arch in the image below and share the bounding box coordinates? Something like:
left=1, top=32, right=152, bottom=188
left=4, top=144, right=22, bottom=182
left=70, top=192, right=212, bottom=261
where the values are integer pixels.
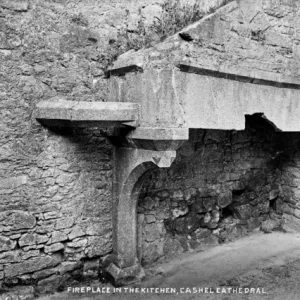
left=104, top=146, right=179, bottom=285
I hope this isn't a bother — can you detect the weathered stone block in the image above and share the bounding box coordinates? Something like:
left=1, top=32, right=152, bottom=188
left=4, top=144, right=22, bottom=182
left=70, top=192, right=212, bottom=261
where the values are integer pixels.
left=23, top=245, right=38, bottom=251
left=211, top=210, right=220, bottom=223
left=0, top=250, right=21, bottom=263
left=68, top=226, right=85, bottom=240
left=145, top=215, right=156, bottom=224
left=192, top=199, right=205, bottom=213
left=247, top=217, right=262, bottom=231
left=282, top=214, right=300, bottom=233
left=200, top=234, right=219, bottom=246
left=256, top=201, right=270, bottom=215
left=217, top=192, right=232, bottom=208
left=0, top=236, right=16, bottom=252
left=56, top=217, right=74, bottom=230
left=143, top=240, right=164, bottom=265
left=4, top=256, right=61, bottom=277
left=293, top=208, right=300, bottom=219
left=19, top=233, right=36, bottom=247
left=22, top=250, right=40, bottom=260
left=32, top=268, right=57, bottom=280
left=163, top=236, right=184, bottom=259
left=37, top=275, right=64, bottom=294
left=51, top=231, right=68, bottom=243
left=200, top=212, right=212, bottom=227
left=67, top=238, right=87, bottom=248
left=158, top=190, right=170, bottom=198
left=86, top=222, right=111, bottom=236
left=198, top=188, right=215, bottom=198
left=202, top=197, right=217, bottom=212
left=44, top=243, right=64, bottom=253
left=44, top=211, right=60, bottom=220
left=144, top=224, right=160, bottom=242
left=191, top=228, right=211, bottom=240
left=139, top=196, right=158, bottom=210
left=86, top=235, right=111, bottom=258
left=281, top=203, right=294, bottom=215
left=0, top=176, right=28, bottom=190
left=183, top=188, right=197, bottom=202
left=172, top=190, right=184, bottom=200
left=0, top=286, right=35, bottom=300
left=2, top=211, right=36, bottom=231
left=174, top=213, right=200, bottom=234
left=37, top=234, right=49, bottom=244
left=172, top=205, right=188, bottom=218
left=58, top=261, right=81, bottom=275
left=233, top=204, right=253, bottom=220
left=9, top=233, right=21, bottom=239
left=261, top=219, right=279, bottom=233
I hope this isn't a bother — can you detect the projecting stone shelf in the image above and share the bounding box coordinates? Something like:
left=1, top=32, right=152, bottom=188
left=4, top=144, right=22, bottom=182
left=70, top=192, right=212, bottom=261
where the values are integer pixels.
left=35, top=100, right=139, bottom=127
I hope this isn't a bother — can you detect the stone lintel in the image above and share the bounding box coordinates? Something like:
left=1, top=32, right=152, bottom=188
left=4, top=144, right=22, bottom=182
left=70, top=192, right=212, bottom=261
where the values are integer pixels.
left=35, top=100, right=139, bottom=127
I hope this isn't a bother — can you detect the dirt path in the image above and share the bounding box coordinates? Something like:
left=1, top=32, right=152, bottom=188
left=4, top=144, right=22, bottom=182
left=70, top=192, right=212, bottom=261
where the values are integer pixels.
left=38, top=231, right=300, bottom=300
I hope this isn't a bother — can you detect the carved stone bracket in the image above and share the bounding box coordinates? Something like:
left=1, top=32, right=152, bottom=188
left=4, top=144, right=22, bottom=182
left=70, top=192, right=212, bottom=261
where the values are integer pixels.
left=104, top=146, right=178, bottom=285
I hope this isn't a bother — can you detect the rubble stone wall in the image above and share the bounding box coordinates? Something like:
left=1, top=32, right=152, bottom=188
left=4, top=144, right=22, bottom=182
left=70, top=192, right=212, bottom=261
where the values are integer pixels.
left=0, top=0, right=228, bottom=294
left=2, top=0, right=300, bottom=296
left=137, top=117, right=300, bottom=266
left=116, top=0, right=300, bottom=79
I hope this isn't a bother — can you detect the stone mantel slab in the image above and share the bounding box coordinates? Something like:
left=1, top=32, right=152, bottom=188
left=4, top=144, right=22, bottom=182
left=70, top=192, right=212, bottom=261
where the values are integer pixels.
left=35, top=99, right=139, bottom=127
left=108, top=68, right=300, bottom=132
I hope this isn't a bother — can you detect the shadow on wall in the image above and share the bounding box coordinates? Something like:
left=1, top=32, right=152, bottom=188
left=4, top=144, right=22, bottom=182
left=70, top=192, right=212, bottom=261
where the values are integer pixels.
left=0, top=125, right=113, bottom=294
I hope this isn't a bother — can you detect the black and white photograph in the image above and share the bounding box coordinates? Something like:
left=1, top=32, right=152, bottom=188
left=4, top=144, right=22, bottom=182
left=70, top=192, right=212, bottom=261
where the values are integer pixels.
left=1, top=0, right=300, bottom=299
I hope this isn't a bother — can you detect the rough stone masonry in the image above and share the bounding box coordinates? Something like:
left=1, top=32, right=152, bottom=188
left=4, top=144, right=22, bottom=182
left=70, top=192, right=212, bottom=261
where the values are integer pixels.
left=137, top=119, right=300, bottom=265
left=2, top=0, right=300, bottom=297
left=0, top=0, right=230, bottom=294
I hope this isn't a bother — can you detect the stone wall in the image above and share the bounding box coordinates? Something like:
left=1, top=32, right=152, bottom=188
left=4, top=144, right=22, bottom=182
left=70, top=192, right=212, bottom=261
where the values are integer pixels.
left=0, top=0, right=230, bottom=295
left=0, top=127, right=113, bottom=293
left=108, top=0, right=300, bottom=267
left=115, top=0, right=300, bottom=79
left=3, top=0, right=300, bottom=296
left=137, top=116, right=300, bottom=266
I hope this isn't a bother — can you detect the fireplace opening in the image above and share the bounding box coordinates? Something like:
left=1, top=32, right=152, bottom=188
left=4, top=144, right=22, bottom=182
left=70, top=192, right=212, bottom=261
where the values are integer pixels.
left=135, top=118, right=292, bottom=267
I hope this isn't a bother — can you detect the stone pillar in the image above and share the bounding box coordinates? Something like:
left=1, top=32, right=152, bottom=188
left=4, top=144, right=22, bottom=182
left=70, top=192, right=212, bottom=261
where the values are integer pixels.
left=104, top=146, right=177, bottom=285
left=100, top=126, right=189, bottom=286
